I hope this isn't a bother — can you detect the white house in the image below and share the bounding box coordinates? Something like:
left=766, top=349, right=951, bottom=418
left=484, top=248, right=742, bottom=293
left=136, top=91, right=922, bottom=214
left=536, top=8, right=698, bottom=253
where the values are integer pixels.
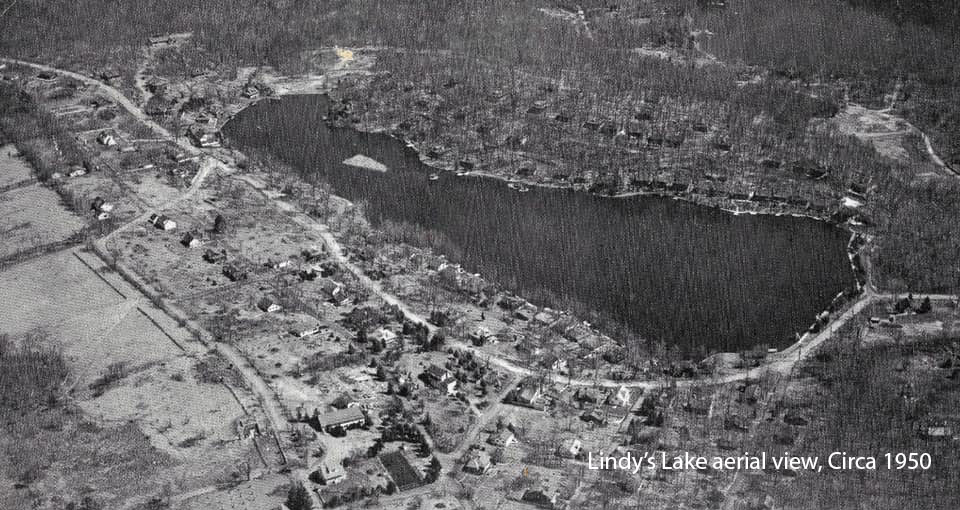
left=371, top=327, right=398, bottom=345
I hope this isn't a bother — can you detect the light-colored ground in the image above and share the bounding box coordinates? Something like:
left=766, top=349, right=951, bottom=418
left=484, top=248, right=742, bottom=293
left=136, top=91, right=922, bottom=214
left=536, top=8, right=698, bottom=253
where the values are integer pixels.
left=178, top=474, right=287, bottom=510
left=0, top=144, right=34, bottom=187
left=0, top=247, right=266, bottom=508
left=0, top=183, right=86, bottom=257
left=833, top=104, right=915, bottom=162
left=0, top=249, right=124, bottom=338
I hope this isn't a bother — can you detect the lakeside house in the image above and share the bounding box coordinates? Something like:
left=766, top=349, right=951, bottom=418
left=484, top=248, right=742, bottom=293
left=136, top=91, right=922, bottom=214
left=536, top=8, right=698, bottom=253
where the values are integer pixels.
left=188, top=127, right=221, bottom=148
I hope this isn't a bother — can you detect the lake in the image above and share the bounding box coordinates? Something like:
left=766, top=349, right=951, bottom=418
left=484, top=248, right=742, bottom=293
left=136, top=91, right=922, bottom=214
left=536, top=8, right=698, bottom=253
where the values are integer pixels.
left=223, top=95, right=855, bottom=354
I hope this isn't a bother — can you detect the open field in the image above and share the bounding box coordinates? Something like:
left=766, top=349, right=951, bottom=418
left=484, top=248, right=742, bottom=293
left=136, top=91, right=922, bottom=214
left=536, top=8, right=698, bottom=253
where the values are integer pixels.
left=0, top=183, right=86, bottom=258
left=0, top=144, right=35, bottom=187
left=0, top=247, right=273, bottom=509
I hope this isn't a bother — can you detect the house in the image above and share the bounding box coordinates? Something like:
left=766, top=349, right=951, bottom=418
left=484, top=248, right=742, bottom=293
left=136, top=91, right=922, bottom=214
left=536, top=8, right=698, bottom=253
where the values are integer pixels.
left=290, top=322, right=321, bottom=339
left=315, top=460, right=345, bottom=485
left=222, top=263, right=248, bottom=282
left=258, top=297, right=282, bottom=313
left=488, top=430, right=517, bottom=447
left=98, top=68, right=121, bottom=81
left=315, top=406, right=366, bottom=433
left=371, top=327, right=398, bottom=346
left=582, top=408, right=608, bottom=426
left=515, top=308, right=535, bottom=321
left=82, top=159, right=100, bottom=173
left=181, top=232, right=202, bottom=248
left=544, top=354, right=568, bottom=374
left=498, top=295, right=525, bottom=311
left=90, top=197, right=106, bottom=212
left=203, top=248, right=227, bottom=263
left=558, top=438, right=582, bottom=459
left=424, top=364, right=451, bottom=384
left=463, top=449, right=492, bottom=474
left=90, top=197, right=114, bottom=213
left=922, top=426, right=953, bottom=439
left=148, top=213, right=177, bottom=231
left=265, top=258, right=292, bottom=270
left=319, top=278, right=350, bottom=305
left=423, top=365, right=457, bottom=394
left=96, top=131, right=117, bottom=146
left=302, top=245, right=326, bottom=261
left=509, top=385, right=542, bottom=408
left=234, top=417, right=262, bottom=440
left=469, top=326, right=492, bottom=345
left=189, top=128, right=222, bottom=148
left=242, top=86, right=260, bottom=99
left=147, top=34, right=171, bottom=45
left=533, top=309, right=557, bottom=325
left=574, top=388, right=603, bottom=404
left=841, top=195, right=865, bottom=209
left=331, top=392, right=360, bottom=410
left=607, top=385, right=632, bottom=408
left=565, top=322, right=604, bottom=349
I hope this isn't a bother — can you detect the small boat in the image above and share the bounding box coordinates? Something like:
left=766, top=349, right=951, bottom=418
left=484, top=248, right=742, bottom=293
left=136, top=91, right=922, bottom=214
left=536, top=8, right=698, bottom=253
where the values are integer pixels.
left=517, top=185, right=530, bottom=192
left=455, top=171, right=468, bottom=177
left=507, top=182, right=521, bottom=190
left=428, top=173, right=440, bottom=181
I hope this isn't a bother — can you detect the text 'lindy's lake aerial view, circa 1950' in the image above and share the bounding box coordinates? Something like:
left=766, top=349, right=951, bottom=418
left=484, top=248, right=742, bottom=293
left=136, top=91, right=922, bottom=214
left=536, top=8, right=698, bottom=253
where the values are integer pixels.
left=0, top=1, right=959, bottom=509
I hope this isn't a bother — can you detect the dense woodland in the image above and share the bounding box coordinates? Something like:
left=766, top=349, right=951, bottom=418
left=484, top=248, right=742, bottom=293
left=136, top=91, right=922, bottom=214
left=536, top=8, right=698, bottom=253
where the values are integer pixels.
left=778, top=330, right=960, bottom=508
left=1, top=0, right=958, bottom=295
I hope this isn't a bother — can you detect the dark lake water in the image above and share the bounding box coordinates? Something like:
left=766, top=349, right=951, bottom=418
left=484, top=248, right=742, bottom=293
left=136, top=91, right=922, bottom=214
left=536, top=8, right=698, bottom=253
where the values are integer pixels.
left=224, top=95, right=855, bottom=354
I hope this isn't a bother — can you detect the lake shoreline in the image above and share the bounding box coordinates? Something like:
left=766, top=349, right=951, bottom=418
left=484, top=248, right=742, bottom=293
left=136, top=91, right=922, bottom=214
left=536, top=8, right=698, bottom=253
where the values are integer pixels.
left=223, top=94, right=858, bottom=355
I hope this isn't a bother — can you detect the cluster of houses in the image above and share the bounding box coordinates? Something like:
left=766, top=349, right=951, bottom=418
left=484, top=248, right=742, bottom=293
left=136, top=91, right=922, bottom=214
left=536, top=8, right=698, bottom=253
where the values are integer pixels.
left=437, top=262, right=486, bottom=295
left=505, top=379, right=635, bottom=422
